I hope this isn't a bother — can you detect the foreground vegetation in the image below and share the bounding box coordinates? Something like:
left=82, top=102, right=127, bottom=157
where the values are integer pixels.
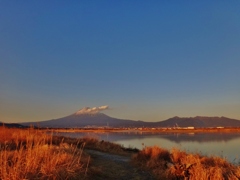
left=133, top=146, right=240, bottom=180
left=1, top=127, right=240, bottom=179
left=0, top=127, right=132, bottom=180
left=0, top=127, right=89, bottom=179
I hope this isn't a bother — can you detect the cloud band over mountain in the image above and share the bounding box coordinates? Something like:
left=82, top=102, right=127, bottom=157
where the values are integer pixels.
left=75, top=105, right=109, bottom=115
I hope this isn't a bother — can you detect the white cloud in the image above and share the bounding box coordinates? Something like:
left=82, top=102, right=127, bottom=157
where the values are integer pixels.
left=75, top=105, right=109, bottom=115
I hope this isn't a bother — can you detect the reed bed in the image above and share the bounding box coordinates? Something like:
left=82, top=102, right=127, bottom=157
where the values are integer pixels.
left=0, top=127, right=88, bottom=180
left=132, top=146, right=240, bottom=180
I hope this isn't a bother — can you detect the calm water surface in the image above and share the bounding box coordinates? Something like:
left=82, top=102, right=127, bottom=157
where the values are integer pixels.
left=57, top=131, right=240, bottom=163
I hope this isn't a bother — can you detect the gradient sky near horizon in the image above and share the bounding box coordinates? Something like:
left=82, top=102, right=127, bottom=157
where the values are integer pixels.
left=1, top=1, right=240, bottom=123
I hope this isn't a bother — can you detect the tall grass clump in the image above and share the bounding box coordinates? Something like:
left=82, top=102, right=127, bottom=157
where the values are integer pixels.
left=0, top=127, right=89, bottom=180
left=132, top=146, right=240, bottom=180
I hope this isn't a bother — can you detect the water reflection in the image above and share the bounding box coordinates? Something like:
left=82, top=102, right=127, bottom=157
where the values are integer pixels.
left=57, top=131, right=240, bottom=163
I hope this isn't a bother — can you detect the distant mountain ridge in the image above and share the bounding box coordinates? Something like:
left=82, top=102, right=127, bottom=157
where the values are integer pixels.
left=20, top=108, right=240, bottom=128
left=0, top=122, right=27, bottom=128
left=157, top=116, right=240, bottom=128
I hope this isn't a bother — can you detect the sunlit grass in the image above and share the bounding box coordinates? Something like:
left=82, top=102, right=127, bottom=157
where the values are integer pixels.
left=0, top=127, right=89, bottom=180
left=132, top=146, right=240, bottom=180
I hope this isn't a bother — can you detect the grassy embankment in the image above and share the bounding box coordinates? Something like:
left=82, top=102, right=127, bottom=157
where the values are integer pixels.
left=0, top=127, right=131, bottom=180
left=1, top=127, right=240, bottom=180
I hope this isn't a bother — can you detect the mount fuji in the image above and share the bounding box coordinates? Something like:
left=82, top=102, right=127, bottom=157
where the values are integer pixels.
left=20, top=107, right=152, bottom=128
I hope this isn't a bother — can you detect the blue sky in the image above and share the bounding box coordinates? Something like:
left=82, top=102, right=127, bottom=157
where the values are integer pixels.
left=1, top=1, right=240, bottom=123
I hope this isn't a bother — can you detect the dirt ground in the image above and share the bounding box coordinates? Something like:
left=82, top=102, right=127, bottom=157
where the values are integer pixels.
left=86, top=150, right=156, bottom=180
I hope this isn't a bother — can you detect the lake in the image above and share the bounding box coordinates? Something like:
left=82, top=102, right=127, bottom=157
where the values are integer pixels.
left=56, top=131, right=240, bottom=163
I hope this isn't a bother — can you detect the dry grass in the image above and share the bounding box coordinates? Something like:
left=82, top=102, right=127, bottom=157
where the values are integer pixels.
left=0, top=127, right=89, bottom=180
left=132, top=146, right=240, bottom=180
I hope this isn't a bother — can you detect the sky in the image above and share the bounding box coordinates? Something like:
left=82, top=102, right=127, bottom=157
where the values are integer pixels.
left=1, top=1, right=240, bottom=123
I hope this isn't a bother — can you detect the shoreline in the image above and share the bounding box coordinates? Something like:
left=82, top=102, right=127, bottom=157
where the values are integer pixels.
left=41, top=127, right=240, bottom=133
